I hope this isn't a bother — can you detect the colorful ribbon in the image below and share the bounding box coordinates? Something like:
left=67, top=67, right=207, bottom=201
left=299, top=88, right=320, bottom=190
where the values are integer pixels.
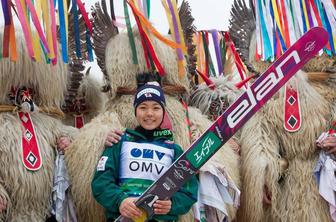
left=257, top=0, right=336, bottom=59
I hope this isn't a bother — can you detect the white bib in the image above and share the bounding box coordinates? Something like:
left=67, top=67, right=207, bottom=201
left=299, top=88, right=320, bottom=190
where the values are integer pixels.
left=119, top=141, right=174, bottom=181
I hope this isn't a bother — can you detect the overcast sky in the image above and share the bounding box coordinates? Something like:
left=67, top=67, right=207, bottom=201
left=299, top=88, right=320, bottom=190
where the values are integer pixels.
left=98, top=0, right=234, bottom=32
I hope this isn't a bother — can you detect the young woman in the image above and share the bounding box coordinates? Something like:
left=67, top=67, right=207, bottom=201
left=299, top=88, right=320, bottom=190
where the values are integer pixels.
left=91, top=82, right=198, bottom=222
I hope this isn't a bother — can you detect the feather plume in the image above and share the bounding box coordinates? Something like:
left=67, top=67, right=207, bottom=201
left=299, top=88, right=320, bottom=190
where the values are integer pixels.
left=229, top=0, right=257, bottom=74
left=91, top=0, right=118, bottom=92
left=178, top=0, right=197, bottom=86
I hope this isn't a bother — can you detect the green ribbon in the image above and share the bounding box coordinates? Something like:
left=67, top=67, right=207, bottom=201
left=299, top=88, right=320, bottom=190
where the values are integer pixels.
left=220, top=37, right=226, bottom=75
left=201, top=32, right=216, bottom=77
left=146, top=0, right=150, bottom=18
left=124, top=0, right=138, bottom=64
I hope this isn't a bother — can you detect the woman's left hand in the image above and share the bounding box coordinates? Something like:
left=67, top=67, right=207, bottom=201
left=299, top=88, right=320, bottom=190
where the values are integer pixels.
left=320, top=135, right=336, bottom=154
left=57, top=136, right=71, bottom=152
left=153, top=199, right=172, bottom=215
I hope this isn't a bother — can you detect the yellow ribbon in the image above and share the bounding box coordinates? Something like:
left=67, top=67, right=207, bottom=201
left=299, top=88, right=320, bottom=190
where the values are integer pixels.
left=41, top=1, right=55, bottom=60
left=271, top=0, right=285, bottom=41
left=34, top=0, right=43, bottom=61
left=301, top=0, right=310, bottom=30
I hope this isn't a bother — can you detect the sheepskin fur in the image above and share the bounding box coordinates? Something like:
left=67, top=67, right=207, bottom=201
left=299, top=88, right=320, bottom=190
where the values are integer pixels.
left=0, top=113, right=76, bottom=222
left=63, top=74, right=106, bottom=127
left=190, top=75, right=241, bottom=120
left=237, top=71, right=334, bottom=222
left=236, top=25, right=336, bottom=221
left=105, top=30, right=190, bottom=99
left=65, top=111, right=123, bottom=221
left=0, top=34, right=67, bottom=109
left=0, top=31, right=77, bottom=221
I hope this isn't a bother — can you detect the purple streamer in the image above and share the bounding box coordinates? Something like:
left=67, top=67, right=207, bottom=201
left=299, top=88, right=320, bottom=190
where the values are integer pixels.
left=1, top=0, right=11, bottom=25
left=210, top=29, right=223, bottom=75
left=304, top=0, right=314, bottom=28
left=167, top=0, right=183, bottom=60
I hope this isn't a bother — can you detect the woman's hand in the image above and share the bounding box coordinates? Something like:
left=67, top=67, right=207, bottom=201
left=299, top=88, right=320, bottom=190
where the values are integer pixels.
left=320, top=135, right=336, bottom=154
left=153, top=199, right=172, bottom=215
left=119, top=197, right=142, bottom=219
left=105, top=129, right=124, bottom=146
left=57, top=136, right=71, bottom=152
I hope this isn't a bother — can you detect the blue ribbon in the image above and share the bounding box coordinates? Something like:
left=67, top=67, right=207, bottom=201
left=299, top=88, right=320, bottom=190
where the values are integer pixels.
left=58, top=0, right=68, bottom=63
left=258, top=0, right=272, bottom=60
left=316, top=0, right=332, bottom=56
left=86, top=28, right=93, bottom=61
left=300, top=0, right=308, bottom=33
left=269, top=3, right=278, bottom=59
left=72, top=0, right=81, bottom=58
left=320, top=3, right=335, bottom=55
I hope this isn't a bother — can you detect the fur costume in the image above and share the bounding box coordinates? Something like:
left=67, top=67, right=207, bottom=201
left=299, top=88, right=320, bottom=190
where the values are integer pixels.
left=0, top=31, right=77, bottom=222
left=65, top=1, right=241, bottom=221
left=190, top=76, right=241, bottom=121
left=229, top=0, right=336, bottom=221
left=62, top=70, right=106, bottom=128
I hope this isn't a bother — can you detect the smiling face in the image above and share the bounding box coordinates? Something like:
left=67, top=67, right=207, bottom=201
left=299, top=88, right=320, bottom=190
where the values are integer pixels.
left=135, top=101, right=164, bottom=130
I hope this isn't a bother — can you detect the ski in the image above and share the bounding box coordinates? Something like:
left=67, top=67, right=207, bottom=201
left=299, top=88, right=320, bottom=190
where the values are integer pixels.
left=115, top=27, right=329, bottom=222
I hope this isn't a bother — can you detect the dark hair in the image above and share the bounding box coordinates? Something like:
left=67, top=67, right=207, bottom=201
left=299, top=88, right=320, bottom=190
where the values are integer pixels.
left=133, top=83, right=166, bottom=110
left=136, top=72, right=162, bottom=88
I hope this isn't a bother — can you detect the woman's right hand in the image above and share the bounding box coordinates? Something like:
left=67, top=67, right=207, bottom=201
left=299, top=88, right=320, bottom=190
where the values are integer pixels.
left=105, top=129, right=124, bottom=146
left=119, top=197, right=142, bottom=219
left=0, top=197, right=7, bottom=213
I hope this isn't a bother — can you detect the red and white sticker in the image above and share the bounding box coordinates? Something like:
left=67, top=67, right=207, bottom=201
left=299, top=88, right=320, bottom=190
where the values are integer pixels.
left=97, top=156, right=108, bottom=171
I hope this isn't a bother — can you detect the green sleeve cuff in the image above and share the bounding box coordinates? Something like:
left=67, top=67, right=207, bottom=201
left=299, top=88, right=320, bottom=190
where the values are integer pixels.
left=116, top=192, right=129, bottom=209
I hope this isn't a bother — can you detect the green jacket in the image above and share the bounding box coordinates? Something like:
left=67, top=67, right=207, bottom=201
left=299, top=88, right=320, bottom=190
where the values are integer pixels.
left=91, top=128, right=198, bottom=221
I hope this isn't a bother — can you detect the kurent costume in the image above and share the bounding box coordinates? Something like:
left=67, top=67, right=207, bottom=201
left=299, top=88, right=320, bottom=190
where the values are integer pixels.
left=62, top=70, right=106, bottom=129
left=92, top=127, right=198, bottom=221
left=229, top=0, right=336, bottom=221
left=0, top=31, right=77, bottom=221
left=65, top=1, right=241, bottom=222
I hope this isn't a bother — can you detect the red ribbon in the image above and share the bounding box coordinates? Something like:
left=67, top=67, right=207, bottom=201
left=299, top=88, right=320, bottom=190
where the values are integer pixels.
left=75, top=114, right=84, bottom=129
left=127, top=0, right=165, bottom=76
